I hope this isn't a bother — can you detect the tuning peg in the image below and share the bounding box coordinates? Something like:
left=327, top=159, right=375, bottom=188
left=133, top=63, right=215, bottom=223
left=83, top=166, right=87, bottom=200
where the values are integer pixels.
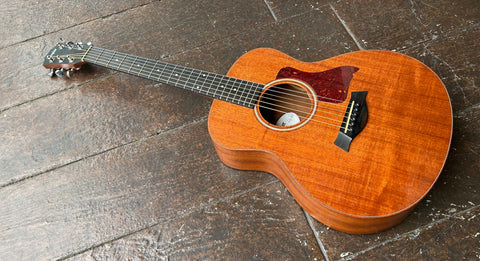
left=66, top=69, right=73, bottom=78
left=55, top=68, right=64, bottom=77
left=48, top=68, right=56, bottom=77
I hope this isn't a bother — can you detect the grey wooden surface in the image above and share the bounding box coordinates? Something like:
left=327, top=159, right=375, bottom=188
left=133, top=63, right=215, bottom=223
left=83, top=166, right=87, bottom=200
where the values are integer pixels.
left=1, top=1, right=479, bottom=260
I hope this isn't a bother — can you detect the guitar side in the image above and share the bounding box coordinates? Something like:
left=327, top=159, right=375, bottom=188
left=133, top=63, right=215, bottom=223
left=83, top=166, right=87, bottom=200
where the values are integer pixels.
left=208, top=48, right=452, bottom=234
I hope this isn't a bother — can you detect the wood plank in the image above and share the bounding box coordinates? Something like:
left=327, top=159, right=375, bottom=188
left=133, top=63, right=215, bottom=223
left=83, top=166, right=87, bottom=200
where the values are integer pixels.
left=0, top=72, right=211, bottom=186
left=405, top=25, right=480, bottom=112
left=304, top=5, right=480, bottom=260
left=0, top=0, right=273, bottom=111
left=0, top=120, right=277, bottom=260
left=0, top=3, right=356, bottom=187
left=68, top=182, right=324, bottom=260
left=0, top=0, right=154, bottom=49
left=347, top=206, right=480, bottom=260
left=264, top=0, right=332, bottom=20
left=330, top=0, right=480, bottom=51
left=0, top=0, right=276, bottom=184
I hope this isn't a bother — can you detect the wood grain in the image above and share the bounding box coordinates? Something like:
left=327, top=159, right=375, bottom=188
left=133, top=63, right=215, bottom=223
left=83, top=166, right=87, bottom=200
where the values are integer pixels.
left=68, top=182, right=324, bottom=260
left=208, top=48, right=452, bottom=233
left=0, top=120, right=277, bottom=260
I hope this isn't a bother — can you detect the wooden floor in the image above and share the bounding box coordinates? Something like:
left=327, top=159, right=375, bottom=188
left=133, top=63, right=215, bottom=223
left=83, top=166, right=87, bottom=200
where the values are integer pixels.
left=1, top=1, right=479, bottom=260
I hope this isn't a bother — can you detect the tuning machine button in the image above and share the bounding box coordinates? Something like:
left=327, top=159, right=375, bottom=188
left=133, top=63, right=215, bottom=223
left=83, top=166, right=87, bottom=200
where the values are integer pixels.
left=48, top=68, right=55, bottom=77
left=55, top=68, right=64, bottom=77
left=66, top=69, right=74, bottom=78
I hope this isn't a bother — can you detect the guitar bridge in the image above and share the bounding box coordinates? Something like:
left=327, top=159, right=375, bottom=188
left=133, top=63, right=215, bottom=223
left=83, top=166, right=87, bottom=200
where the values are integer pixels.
left=334, top=91, right=368, bottom=152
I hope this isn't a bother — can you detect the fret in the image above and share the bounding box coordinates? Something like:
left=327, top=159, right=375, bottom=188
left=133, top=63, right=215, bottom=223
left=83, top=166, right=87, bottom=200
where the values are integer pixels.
left=84, top=47, right=262, bottom=109
left=106, top=51, right=116, bottom=67
left=196, top=72, right=209, bottom=94
left=94, top=48, right=104, bottom=63
left=182, top=68, right=197, bottom=91
left=246, top=82, right=258, bottom=107
left=147, top=60, right=158, bottom=79
left=138, top=58, right=149, bottom=76
left=228, top=78, right=241, bottom=104
left=237, top=81, right=248, bottom=107
left=127, top=56, right=137, bottom=73
left=190, top=69, right=203, bottom=93
left=156, top=62, right=168, bottom=82
left=204, top=73, right=217, bottom=97
left=165, top=64, right=178, bottom=84
left=174, top=66, right=187, bottom=86
left=117, top=53, right=127, bottom=70
left=216, top=76, right=230, bottom=101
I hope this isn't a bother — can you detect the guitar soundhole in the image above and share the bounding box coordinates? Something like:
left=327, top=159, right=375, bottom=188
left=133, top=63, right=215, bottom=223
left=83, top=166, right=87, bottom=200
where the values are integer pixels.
left=255, top=78, right=317, bottom=131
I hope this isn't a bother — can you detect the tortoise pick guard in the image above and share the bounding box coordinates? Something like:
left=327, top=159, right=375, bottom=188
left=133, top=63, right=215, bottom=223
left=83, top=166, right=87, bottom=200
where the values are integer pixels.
left=276, top=66, right=359, bottom=103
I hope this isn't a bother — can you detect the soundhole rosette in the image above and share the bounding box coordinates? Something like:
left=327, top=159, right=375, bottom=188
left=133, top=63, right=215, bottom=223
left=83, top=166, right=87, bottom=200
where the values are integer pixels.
left=254, top=78, right=317, bottom=131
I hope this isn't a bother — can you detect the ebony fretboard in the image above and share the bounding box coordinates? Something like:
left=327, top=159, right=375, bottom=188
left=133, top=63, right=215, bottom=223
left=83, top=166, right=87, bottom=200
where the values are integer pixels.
left=83, top=46, right=262, bottom=108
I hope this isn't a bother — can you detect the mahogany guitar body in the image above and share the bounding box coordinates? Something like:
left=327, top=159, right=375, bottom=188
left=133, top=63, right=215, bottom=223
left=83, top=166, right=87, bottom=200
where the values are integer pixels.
left=208, top=48, right=452, bottom=234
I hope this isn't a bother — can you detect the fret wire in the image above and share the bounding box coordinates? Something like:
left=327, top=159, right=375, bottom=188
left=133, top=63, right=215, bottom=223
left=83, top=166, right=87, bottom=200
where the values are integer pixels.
left=249, top=83, right=263, bottom=108
left=241, top=81, right=253, bottom=107
left=117, top=53, right=127, bottom=70
left=243, top=81, right=254, bottom=107
left=191, top=69, right=202, bottom=93
left=106, top=51, right=116, bottom=67
left=127, top=56, right=137, bottom=73
left=229, top=78, right=241, bottom=102
left=205, top=73, right=217, bottom=98
left=173, top=66, right=186, bottom=86
left=138, top=57, right=149, bottom=76
left=237, top=80, right=248, bottom=106
left=156, top=62, right=168, bottom=82
left=93, top=48, right=104, bottom=63
left=197, top=71, right=209, bottom=93
left=235, top=79, right=246, bottom=103
left=181, top=67, right=196, bottom=91
left=148, top=60, right=158, bottom=79
left=217, top=76, right=229, bottom=102
left=165, top=64, right=178, bottom=84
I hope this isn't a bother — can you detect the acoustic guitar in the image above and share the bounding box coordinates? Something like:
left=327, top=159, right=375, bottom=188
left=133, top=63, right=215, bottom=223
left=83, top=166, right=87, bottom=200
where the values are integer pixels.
left=44, top=42, right=452, bottom=234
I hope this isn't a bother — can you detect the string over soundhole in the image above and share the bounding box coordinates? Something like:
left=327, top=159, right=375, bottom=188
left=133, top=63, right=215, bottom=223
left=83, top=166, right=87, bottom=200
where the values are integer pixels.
left=254, top=78, right=317, bottom=131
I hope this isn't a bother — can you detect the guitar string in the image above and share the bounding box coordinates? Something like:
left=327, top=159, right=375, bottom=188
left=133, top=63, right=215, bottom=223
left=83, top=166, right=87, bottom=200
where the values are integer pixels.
left=69, top=50, right=350, bottom=129
left=70, top=49, right=349, bottom=114
left=74, top=49, right=349, bottom=119
left=67, top=49, right=352, bottom=129
left=68, top=52, right=350, bottom=130
left=71, top=51, right=349, bottom=117
left=83, top=51, right=350, bottom=125
left=260, top=89, right=347, bottom=115
left=69, top=49, right=349, bottom=111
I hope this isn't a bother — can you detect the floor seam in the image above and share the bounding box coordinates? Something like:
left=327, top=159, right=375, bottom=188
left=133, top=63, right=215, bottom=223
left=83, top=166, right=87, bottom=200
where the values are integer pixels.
left=329, top=4, right=364, bottom=50
left=0, top=116, right=209, bottom=189
left=304, top=210, right=330, bottom=261
left=0, top=1, right=157, bottom=51
left=58, top=179, right=280, bottom=260
left=263, top=0, right=279, bottom=22
left=338, top=205, right=480, bottom=260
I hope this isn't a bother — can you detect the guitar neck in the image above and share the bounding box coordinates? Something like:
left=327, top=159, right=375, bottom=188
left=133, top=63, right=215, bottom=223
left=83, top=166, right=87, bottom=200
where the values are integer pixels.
left=83, top=46, right=262, bottom=108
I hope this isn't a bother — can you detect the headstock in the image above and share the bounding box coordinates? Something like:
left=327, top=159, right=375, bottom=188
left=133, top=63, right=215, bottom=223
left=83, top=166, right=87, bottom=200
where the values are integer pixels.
left=43, top=41, right=92, bottom=77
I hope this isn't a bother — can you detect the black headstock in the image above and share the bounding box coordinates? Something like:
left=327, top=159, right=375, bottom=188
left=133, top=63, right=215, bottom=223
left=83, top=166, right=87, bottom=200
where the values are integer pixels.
left=43, top=41, right=92, bottom=77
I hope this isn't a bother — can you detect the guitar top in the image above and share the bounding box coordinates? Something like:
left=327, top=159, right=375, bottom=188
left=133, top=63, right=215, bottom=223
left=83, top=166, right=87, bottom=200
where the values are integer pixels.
left=44, top=43, right=452, bottom=234
left=208, top=48, right=452, bottom=234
